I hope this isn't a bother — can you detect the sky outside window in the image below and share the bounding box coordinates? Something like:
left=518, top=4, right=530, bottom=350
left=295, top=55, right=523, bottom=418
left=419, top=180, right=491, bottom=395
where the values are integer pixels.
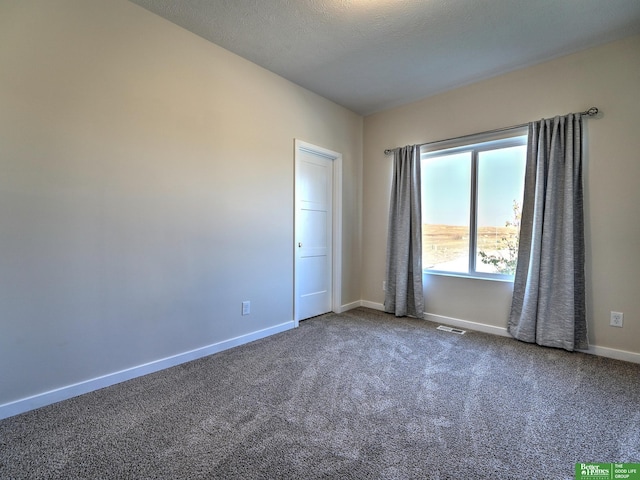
left=421, top=151, right=471, bottom=272
left=477, top=145, right=526, bottom=227
left=421, top=151, right=471, bottom=226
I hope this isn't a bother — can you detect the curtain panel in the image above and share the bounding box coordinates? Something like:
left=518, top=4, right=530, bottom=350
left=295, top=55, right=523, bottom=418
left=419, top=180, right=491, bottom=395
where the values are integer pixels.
left=385, top=145, right=424, bottom=318
left=508, top=114, right=588, bottom=351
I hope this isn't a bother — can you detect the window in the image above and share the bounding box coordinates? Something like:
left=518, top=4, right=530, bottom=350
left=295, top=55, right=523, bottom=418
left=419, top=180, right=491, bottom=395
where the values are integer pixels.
left=420, top=129, right=527, bottom=280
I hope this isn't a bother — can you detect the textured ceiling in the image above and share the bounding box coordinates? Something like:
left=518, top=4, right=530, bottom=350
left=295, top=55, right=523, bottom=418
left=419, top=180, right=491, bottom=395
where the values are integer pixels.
left=129, top=0, right=640, bottom=115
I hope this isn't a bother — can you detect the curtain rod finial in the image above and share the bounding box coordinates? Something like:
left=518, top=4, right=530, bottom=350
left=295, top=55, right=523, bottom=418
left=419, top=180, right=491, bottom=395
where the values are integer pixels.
left=585, top=107, right=599, bottom=116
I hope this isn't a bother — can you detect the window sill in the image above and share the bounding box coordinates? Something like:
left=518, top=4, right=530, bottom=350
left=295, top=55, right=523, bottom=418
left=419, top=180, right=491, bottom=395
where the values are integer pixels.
left=423, top=270, right=514, bottom=283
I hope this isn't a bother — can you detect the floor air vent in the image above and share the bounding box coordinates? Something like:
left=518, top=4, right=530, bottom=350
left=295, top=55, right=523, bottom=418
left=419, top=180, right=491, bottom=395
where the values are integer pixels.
left=436, top=325, right=466, bottom=335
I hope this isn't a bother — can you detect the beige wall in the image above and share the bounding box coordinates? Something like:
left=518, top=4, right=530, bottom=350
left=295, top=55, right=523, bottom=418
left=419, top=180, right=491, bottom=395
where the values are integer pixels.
left=0, top=0, right=362, bottom=407
left=363, top=34, right=640, bottom=355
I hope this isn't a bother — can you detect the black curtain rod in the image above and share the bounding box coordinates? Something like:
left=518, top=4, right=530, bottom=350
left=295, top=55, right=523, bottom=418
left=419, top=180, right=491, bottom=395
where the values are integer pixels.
left=383, top=107, right=600, bottom=155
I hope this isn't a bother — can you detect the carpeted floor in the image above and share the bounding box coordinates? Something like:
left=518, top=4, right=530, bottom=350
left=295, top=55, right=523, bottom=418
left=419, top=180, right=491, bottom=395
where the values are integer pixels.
left=1, top=307, right=639, bottom=479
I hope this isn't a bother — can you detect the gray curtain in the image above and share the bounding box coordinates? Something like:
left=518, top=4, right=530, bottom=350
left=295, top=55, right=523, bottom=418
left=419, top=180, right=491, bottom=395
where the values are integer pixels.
left=508, top=114, right=588, bottom=351
left=385, top=145, right=424, bottom=317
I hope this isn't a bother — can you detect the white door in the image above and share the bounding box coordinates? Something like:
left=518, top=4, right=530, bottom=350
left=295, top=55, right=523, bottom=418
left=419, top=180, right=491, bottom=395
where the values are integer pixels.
left=294, top=141, right=340, bottom=324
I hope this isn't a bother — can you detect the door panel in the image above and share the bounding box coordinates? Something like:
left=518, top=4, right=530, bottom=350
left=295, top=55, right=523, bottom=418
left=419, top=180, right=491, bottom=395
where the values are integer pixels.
left=301, top=210, right=327, bottom=250
left=295, top=149, right=332, bottom=322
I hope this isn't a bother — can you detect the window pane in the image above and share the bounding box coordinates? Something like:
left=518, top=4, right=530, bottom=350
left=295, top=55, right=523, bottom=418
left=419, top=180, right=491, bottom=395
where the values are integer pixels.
left=476, top=146, right=526, bottom=275
left=421, top=152, right=471, bottom=273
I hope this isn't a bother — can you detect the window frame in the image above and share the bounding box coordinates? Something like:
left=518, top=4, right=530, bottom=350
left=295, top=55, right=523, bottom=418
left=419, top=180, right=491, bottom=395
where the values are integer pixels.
left=420, top=127, right=528, bottom=281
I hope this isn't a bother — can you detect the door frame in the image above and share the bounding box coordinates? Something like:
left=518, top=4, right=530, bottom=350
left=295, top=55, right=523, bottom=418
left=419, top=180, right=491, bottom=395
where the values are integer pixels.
left=294, top=139, right=342, bottom=327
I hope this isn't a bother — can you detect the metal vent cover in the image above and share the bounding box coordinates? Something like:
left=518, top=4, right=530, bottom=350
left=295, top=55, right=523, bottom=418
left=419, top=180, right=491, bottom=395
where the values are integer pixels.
left=436, top=325, right=466, bottom=335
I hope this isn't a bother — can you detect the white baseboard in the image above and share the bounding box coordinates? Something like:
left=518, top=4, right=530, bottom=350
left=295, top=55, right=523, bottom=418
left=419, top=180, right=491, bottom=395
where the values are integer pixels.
left=426, top=313, right=640, bottom=364
left=423, top=313, right=511, bottom=338
left=0, top=320, right=295, bottom=421
left=361, top=302, right=640, bottom=364
left=337, top=300, right=362, bottom=313
left=360, top=300, right=384, bottom=311
left=577, top=344, right=640, bottom=364
left=4, top=304, right=638, bottom=421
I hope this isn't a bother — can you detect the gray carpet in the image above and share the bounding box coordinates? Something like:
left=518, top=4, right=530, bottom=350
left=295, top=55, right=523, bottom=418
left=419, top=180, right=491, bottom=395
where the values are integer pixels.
left=1, top=307, right=639, bottom=479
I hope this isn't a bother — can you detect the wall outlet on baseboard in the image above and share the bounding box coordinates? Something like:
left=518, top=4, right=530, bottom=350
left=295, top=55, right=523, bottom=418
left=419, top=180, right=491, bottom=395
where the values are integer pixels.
left=610, top=311, right=623, bottom=328
left=242, top=301, right=251, bottom=316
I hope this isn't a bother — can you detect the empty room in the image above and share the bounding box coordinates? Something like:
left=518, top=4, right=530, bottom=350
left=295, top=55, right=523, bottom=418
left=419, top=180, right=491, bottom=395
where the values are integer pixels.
left=1, top=1, right=639, bottom=479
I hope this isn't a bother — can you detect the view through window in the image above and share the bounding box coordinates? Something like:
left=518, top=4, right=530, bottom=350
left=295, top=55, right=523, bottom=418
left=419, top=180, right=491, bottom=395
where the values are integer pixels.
left=421, top=131, right=527, bottom=279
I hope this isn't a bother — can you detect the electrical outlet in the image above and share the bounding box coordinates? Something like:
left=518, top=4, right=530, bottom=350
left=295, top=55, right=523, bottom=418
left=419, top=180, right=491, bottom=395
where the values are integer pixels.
left=382, top=281, right=386, bottom=291
left=610, top=311, right=623, bottom=328
left=242, top=301, right=250, bottom=316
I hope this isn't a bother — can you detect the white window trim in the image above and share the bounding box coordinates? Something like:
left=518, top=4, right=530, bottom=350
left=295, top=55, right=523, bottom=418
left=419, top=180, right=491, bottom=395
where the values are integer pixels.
left=421, top=127, right=527, bottom=281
